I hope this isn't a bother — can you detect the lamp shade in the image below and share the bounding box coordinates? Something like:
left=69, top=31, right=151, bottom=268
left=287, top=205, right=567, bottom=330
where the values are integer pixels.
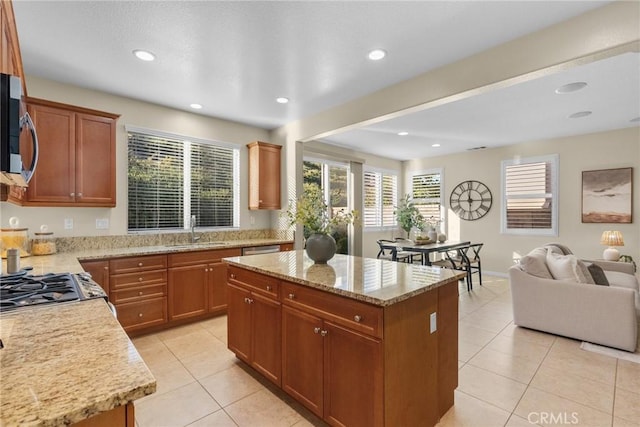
left=600, top=231, right=624, bottom=247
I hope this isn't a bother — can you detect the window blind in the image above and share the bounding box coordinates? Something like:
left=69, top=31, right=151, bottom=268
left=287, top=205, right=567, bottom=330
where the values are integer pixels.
left=128, top=130, right=239, bottom=232
left=504, top=161, right=553, bottom=229
left=411, top=172, right=442, bottom=224
left=381, top=174, right=397, bottom=226
left=363, top=170, right=398, bottom=228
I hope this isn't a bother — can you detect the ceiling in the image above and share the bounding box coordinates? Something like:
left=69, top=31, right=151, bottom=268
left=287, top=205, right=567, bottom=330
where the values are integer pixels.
left=13, top=0, right=638, bottom=161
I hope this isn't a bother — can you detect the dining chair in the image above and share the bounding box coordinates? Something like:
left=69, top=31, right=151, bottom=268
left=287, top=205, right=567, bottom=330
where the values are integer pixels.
left=376, top=239, right=414, bottom=263
left=431, top=243, right=479, bottom=291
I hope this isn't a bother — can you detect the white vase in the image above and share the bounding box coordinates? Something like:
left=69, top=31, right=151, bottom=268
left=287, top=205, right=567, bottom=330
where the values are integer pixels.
left=427, top=228, right=438, bottom=242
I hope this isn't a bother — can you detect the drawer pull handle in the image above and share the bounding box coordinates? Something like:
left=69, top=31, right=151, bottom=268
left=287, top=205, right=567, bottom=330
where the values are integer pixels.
left=104, top=266, right=108, bottom=270
left=138, top=262, right=143, bottom=267
left=138, top=313, right=143, bottom=317
left=354, top=315, right=363, bottom=322
left=266, top=285, right=271, bottom=291
left=230, top=273, right=236, bottom=279
left=314, top=327, right=321, bottom=334
left=320, top=330, right=328, bottom=337
left=248, top=298, right=253, bottom=304
left=138, top=277, right=143, bottom=282
left=288, top=293, right=295, bottom=300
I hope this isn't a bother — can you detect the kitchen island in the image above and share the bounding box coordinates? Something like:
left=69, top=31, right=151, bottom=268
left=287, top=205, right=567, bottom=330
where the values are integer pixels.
left=223, top=251, right=463, bottom=427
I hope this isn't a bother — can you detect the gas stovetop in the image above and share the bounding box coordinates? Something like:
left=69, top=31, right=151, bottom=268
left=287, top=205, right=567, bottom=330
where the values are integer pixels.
left=0, top=271, right=107, bottom=312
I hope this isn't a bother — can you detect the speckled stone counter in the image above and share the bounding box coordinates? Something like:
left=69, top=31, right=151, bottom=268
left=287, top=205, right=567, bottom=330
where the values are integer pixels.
left=223, top=250, right=464, bottom=306
left=0, top=299, right=156, bottom=426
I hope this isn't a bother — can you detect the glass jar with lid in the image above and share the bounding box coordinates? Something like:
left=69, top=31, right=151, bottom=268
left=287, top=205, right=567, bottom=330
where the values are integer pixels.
left=31, top=225, right=57, bottom=256
left=0, top=227, right=31, bottom=258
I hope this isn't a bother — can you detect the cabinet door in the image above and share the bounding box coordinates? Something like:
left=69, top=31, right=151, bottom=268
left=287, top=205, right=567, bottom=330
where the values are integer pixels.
left=227, top=283, right=252, bottom=363
left=168, top=264, right=208, bottom=321
left=80, top=260, right=110, bottom=298
left=282, top=305, right=324, bottom=418
left=324, top=321, right=383, bottom=427
left=251, top=292, right=281, bottom=386
left=75, top=113, right=116, bottom=206
left=25, top=104, right=76, bottom=203
left=208, top=261, right=227, bottom=313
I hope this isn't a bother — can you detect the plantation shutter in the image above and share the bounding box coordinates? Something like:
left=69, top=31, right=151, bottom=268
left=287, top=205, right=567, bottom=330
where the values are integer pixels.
left=411, top=172, right=442, bottom=224
left=505, top=161, right=553, bottom=229
left=363, top=171, right=381, bottom=227
left=381, top=174, right=397, bottom=226
left=128, top=132, right=184, bottom=230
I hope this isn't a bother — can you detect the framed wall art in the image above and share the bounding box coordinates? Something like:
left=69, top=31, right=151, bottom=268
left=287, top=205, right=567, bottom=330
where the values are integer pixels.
left=582, top=167, right=632, bottom=223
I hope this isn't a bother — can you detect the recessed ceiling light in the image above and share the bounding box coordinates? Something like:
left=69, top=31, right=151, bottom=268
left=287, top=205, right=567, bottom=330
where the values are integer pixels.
left=133, top=49, right=155, bottom=61
left=568, top=111, right=592, bottom=119
left=397, top=131, right=408, bottom=136
left=190, top=103, right=202, bottom=109
left=368, top=49, right=386, bottom=61
left=555, top=82, right=587, bottom=94
left=276, top=97, right=289, bottom=104
left=630, top=117, right=640, bottom=122
left=432, top=143, right=441, bottom=147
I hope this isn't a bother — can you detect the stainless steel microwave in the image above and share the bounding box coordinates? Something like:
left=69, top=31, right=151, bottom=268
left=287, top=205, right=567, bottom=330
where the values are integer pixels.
left=0, top=73, right=38, bottom=187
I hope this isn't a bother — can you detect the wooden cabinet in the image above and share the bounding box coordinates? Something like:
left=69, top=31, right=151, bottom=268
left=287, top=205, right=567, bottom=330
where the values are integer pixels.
left=9, top=98, right=118, bottom=207
left=280, top=243, right=294, bottom=252
left=0, top=0, right=24, bottom=90
left=247, top=141, right=281, bottom=210
left=110, top=255, right=168, bottom=333
left=281, top=282, right=383, bottom=426
left=79, top=260, right=110, bottom=298
left=168, top=248, right=241, bottom=321
left=73, top=402, right=135, bottom=427
left=227, top=266, right=281, bottom=386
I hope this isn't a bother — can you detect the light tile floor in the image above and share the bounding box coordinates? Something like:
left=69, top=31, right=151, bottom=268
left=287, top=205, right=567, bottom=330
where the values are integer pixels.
left=132, top=276, right=640, bottom=427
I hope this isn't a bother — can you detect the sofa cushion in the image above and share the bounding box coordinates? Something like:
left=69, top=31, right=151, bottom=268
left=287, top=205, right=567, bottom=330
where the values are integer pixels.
left=587, top=263, right=610, bottom=286
left=577, top=260, right=596, bottom=284
left=546, top=249, right=583, bottom=282
left=605, top=271, right=639, bottom=291
left=520, top=247, right=553, bottom=279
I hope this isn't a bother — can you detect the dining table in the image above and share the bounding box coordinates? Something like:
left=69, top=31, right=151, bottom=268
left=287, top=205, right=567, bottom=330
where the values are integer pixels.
left=379, top=240, right=471, bottom=266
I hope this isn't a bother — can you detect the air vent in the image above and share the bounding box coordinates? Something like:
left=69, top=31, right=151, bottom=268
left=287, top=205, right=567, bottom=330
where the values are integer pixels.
left=467, top=146, right=487, bottom=151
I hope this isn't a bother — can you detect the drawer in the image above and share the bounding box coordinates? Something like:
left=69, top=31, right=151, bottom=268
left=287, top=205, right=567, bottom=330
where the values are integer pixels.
left=281, top=281, right=383, bottom=338
left=110, top=270, right=167, bottom=290
left=110, top=255, right=168, bottom=274
left=116, top=297, right=167, bottom=331
left=228, top=266, right=279, bottom=299
left=169, top=248, right=242, bottom=267
left=111, top=283, right=166, bottom=304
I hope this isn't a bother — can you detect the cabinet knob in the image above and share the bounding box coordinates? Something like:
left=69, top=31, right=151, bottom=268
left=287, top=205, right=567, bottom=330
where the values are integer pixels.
left=138, top=291, right=143, bottom=296
left=138, top=313, right=143, bottom=318
left=205, top=268, right=209, bottom=272
left=138, top=262, right=143, bottom=267
left=259, top=200, right=263, bottom=203
left=354, top=315, right=362, bottom=323
left=103, top=266, right=109, bottom=270
left=230, top=273, right=236, bottom=279
left=314, top=327, right=321, bottom=334
left=248, top=298, right=254, bottom=304
left=288, top=293, right=295, bottom=299
left=70, top=192, right=75, bottom=197
left=77, top=193, right=83, bottom=197
left=266, top=285, right=271, bottom=291
left=138, top=277, right=143, bottom=282
left=320, top=330, right=328, bottom=337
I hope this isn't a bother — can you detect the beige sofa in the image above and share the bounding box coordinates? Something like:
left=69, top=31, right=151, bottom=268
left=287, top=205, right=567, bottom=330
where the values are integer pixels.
left=509, top=245, right=639, bottom=352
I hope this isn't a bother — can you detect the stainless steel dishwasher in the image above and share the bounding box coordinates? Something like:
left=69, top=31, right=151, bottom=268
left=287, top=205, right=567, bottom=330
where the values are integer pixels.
left=242, top=245, right=281, bottom=256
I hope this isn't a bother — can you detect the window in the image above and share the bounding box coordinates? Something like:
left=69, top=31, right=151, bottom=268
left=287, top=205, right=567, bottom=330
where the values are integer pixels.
left=411, top=170, right=443, bottom=225
left=363, top=169, right=398, bottom=228
left=501, top=154, right=558, bottom=235
left=127, top=128, right=239, bottom=232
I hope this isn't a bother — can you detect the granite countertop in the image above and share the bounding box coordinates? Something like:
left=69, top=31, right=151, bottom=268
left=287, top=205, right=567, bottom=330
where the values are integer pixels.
left=0, top=299, right=156, bottom=426
left=223, top=250, right=464, bottom=306
left=5, top=238, right=293, bottom=275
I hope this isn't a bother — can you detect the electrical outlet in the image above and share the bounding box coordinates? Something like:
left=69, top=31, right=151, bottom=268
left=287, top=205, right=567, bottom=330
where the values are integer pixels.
left=96, top=218, right=109, bottom=229
left=64, top=218, right=73, bottom=230
left=429, top=312, right=437, bottom=334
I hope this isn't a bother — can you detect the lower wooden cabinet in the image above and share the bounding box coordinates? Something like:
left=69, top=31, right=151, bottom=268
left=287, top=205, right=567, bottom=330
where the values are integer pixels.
left=116, top=297, right=167, bottom=331
left=168, top=264, right=209, bottom=320
left=79, top=260, right=110, bottom=298
left=73, top=402, right=134, bottom=427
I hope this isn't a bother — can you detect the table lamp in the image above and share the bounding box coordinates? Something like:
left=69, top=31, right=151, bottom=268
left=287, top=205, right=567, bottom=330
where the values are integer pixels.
left=600, top=230, right=624, bottom=261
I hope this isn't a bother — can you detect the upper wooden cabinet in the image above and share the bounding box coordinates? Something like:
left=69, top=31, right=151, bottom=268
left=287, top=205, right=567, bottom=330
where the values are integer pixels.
left=0, top=0, right=25, bottom=89
left=247, top=141, right=281, bottom=210
left=9, top=98, right=119, bottom=207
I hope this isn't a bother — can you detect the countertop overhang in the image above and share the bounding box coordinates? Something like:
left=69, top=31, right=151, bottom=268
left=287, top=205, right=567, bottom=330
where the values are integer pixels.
left=223, top=250, right=465, bottom=306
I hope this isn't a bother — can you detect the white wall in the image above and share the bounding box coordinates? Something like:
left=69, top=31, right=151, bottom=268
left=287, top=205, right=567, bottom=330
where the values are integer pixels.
left=0, top=76, right=272, bottom=236
left=404, top=127, right=640, bottom=274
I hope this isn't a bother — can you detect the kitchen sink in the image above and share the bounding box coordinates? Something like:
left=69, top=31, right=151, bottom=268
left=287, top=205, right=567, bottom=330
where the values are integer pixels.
left=164, top=241, right=230, bottom=249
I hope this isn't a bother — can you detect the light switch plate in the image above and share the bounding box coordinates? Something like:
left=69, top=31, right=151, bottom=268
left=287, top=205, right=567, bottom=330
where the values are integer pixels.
left=430, top=312, right=437, bottom=333
left=64, top=218, right=73, bottom=230
left=96, top=218, right=109, bottom=229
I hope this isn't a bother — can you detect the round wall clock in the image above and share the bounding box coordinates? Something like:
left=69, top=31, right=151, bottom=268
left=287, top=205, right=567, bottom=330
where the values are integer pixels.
left=450, top=180, right=492, bottom=221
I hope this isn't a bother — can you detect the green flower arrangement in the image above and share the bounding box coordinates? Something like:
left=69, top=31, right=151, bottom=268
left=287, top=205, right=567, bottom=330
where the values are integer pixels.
left=394, top=194, right=426, bottom=236
left=284, top=192, right=359, bottom=235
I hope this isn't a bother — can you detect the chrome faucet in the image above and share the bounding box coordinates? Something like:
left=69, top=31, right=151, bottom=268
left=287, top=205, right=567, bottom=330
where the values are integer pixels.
left=190, top=215, right=201, bottom=243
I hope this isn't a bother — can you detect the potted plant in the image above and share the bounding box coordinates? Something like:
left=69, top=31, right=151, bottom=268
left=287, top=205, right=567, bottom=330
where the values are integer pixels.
left=394, top=194, right=425, bottom=239
left=285, top=191, right=358, bottom=263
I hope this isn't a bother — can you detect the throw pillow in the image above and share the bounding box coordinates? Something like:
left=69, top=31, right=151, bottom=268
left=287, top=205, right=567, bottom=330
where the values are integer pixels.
left=575, top=260, right=595, bottom=284
left=520, top=254, right=553, bottom=279
left=587, top=263, right=610, bottom=286
left=546, top=249, right=580, bottom=282
left=545, top=243, right=573, bottom=255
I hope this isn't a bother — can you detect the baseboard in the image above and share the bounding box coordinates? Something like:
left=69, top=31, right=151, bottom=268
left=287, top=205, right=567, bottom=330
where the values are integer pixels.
left=483, top=270, right=508, bottom=278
